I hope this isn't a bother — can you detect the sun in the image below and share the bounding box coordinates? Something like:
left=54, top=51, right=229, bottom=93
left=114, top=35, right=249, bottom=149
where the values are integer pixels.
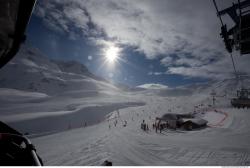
left=104, top=45, right=120, bottom=64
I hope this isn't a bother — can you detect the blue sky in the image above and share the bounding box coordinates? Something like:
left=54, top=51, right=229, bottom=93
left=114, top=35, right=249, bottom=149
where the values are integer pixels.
left=25, top=0, right=250, bottom=87
left=26, top=15, right=207, bottom=87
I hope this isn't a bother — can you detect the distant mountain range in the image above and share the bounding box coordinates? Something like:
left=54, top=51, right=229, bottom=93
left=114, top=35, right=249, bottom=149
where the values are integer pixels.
left=0, top=45, right=120, bottom=95
left=0, top=45, right=249, bottom=97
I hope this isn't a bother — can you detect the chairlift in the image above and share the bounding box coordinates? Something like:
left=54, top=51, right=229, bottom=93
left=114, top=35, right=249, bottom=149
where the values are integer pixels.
left=213, top=0, right=250, bottom=55
left=231, top=88, right=250, bottom=108
left=213, top=0, right=250, bottom=108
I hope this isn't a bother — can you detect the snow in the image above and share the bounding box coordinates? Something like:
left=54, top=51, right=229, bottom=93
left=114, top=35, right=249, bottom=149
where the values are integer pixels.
left=0, top=88, right=48, bottom=101
left=0, top=46, right=145, bottom=134
left=1, top=45, right=250, bottom=165
left=203, top=110, right=226, bottom=126
left=31, top=95, right=250, bottom=166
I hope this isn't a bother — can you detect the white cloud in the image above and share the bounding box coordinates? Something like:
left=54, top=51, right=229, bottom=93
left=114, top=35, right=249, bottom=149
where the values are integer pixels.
left=160, top=57, right=173, bottom=66
left=35, top=0, right=228, bottom=57
left=148, top=71, right=166, bottom=76
left=137, top=83, right=168, bottom=90
left=34, top=0, right=249, bottom=80
left=34, top=0, right=91, bottom=39
left=167, top=53, right=250, bottom=79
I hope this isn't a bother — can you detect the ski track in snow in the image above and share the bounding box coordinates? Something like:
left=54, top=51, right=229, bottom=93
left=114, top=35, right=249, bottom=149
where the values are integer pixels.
left=29, top=95, right=250, bottom=166
left=1, top=82, right=250, bottom=165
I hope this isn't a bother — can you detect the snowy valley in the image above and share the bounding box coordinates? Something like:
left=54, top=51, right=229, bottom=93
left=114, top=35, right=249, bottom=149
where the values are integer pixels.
left=0, top=46, right=250, bottom=165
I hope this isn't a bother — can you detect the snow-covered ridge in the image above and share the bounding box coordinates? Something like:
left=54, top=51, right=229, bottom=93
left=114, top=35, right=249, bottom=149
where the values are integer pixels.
left=0, top=46, right=250, bottom=166
left=0, top=45, right=145, bottom=134
left=0, top=45, right=119, bottom=95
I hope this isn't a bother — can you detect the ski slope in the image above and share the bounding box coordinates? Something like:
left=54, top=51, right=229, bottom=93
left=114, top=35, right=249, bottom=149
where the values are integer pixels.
left=0, top=46, right=145, bottom=133
left=32, top=94, right=250, bottom=166
left=1, top=45, right=250, bottom=165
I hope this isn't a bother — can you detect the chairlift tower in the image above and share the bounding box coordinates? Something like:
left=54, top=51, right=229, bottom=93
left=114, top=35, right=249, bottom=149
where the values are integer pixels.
left=213, top=0, right=250, bottom=82
left=213, top=0, right=250, bottom=108
left=211, top=90, right=216, bottom=107
left=213, top=0, right=250, bottom=55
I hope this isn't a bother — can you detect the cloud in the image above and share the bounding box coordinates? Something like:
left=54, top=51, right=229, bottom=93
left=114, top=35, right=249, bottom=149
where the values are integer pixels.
left=137, top=83, right=168, bottom=90
left=34, top=0, right=227, bottom=56
left=34, top=0, right=249, bottom=80
left=34, top=0, right=92, bottom=39
left=167, top=53, right=250, bottom=79
left=148, top=71, right=166, bottom=76
left=160, top=57, right=173, bottom=66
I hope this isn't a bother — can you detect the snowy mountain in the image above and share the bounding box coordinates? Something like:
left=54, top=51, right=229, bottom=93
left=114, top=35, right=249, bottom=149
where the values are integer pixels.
left=1, top=45, right=250, bottom=166
left=0, top=45, right=145, bottom=134
left=1, top=45, right=248, bottom=100
left=135, top=77, right=250, bottom=98
left=191, top=77, right=250, bottom=97
left=208, top=77, right=250, bottom=96
left=0, top=46, right=119, bottom=95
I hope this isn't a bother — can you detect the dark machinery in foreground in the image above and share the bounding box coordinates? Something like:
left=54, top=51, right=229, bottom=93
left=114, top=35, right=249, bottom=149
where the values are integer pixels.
left=0, top=121, right=43, bottom=166
left=213, top=0, right=250, bottom=108
left=0, top=0, right=43, bottom=166
left=231, top=88, right=250, bottom=108
left=213, top=0, right=250, bottom=55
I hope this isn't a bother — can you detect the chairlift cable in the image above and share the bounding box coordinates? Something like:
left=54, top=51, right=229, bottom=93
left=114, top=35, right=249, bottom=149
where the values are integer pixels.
left=237, top=0, right=244, bottom=88
left=238, top=0, right=242, bottom=16
left=212, top=0, right=224, bottom=26
left=229, top=52, right=238, bottom=79
left=238, top=0, right=242, bottom=54
left=213, top=0, right=242, bottom=87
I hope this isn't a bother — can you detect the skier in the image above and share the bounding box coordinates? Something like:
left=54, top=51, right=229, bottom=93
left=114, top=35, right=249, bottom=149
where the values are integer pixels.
left=123, top=120, right=127, bottom=127
left=160, top=124, right=164, bottom=133
left=142, top=120, right=145, bottom=130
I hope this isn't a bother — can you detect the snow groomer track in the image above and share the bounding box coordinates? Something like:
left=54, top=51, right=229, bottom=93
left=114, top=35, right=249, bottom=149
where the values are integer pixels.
left=32, top=95, right=250, bottom=166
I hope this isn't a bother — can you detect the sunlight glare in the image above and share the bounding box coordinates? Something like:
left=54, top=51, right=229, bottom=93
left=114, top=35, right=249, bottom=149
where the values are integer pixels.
left=105, top=45, right=120, bottom=64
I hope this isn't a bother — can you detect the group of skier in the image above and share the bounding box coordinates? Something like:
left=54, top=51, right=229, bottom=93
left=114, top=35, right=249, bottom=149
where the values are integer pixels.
left=153, top=122, right=166, bottom=133
left=107, top=109, right=166, bottom=133
left=140, top=119, right=167, bottom=133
